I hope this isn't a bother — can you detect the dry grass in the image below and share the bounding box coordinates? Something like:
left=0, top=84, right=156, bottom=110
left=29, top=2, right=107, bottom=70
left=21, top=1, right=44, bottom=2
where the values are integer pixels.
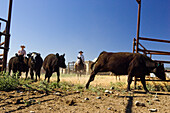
left=60, top=75, right=128, bottom=88
left=20, top=72, right=170, bottom=91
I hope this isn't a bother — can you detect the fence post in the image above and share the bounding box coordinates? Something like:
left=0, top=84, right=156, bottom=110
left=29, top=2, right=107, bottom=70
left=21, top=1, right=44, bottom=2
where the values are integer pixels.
left=67, top=62, right=70, bottom=74
left=2, top=0, right=13, bottom=71
left=135, top=0, right=141, bottom=53
left=133, top=38, right=136, bottom=53
left=0, top=23, right=1, bottom=44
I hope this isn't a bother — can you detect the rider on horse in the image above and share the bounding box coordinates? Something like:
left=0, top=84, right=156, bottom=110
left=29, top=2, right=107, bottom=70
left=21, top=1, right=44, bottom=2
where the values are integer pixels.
left=75, top=51, right=85, bottom=72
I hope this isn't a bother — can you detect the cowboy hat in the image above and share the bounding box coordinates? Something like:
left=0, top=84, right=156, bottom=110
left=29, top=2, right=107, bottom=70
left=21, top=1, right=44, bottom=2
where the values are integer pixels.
left=79, top=51, right=83, bottom=53
left=20, top=45, right=25, bottom=48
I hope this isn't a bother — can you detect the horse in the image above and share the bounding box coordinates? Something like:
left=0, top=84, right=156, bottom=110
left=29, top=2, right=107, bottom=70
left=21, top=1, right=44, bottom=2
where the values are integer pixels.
left=75, top=57, right=85, bottom=78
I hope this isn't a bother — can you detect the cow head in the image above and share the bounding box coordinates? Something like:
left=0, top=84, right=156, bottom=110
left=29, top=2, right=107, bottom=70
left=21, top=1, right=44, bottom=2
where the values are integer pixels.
left=15, top=53, right=24, bottom=62
left=56, top=53, right=66, bottom=68
left=153, top=63, right=166, bottom=80
left=27, top=52, right=41, bottom=64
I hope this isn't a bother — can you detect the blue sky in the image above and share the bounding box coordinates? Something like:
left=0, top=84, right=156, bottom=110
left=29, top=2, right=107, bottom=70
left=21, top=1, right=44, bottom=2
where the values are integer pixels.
left=0, top=0, right=170, bottom=66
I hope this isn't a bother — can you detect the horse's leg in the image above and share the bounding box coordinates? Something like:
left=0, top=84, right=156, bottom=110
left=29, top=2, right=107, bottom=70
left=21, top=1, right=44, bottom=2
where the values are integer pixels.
left=47, top=71, right=52, bottom=83
left=80, top=70, right=82, bottom=77
left=75, top=64, right=77, bottom=73
left=77, top=71, right=80, bottom=81
left=76, top=70, right=78, bottom=78
left=9, top=67, right=11, bottom=75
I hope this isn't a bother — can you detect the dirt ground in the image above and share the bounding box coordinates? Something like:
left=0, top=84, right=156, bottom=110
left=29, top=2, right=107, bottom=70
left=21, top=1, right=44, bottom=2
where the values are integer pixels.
left=0, top=75, right=170, bottom=113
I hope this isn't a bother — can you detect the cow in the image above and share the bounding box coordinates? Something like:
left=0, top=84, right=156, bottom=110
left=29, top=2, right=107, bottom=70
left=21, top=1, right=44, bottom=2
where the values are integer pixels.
left=43, top=53, right=66, bottom=82
left=8, top=53, right=29, bottom=78
left=85, top=51, right=166, bottom=93
left=27, top=52, right=43, bottom=81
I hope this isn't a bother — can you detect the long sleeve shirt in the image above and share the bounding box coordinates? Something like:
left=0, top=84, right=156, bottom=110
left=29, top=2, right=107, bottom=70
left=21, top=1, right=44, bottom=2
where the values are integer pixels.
left=18, top=49, right=26, bottom=57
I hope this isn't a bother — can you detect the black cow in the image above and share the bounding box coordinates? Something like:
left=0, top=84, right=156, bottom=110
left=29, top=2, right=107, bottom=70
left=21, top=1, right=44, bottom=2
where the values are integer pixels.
left=8, top=54, right=29, bottom=77
left=27, top=52, right=43, bottom=81
left=86, top=51, right=166, bottom=92
left=43, top=53, right=66, bottom=82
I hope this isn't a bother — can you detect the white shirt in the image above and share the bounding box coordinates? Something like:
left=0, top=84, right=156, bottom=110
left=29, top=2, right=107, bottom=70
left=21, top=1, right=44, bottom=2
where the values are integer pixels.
left=18, top=49, right=26, bottom=57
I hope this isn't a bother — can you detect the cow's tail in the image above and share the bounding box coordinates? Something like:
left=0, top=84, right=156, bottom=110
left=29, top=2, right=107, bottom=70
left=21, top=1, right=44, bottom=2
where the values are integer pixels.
left=90, top=62, right=96, bottom=70
left=91, top=51, right=106, bottom=70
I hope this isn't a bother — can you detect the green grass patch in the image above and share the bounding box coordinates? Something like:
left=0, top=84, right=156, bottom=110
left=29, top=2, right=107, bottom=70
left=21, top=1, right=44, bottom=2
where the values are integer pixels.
left=1, top=71, right=169, bottom=93
left=110, top=82, right=126, bottom=91
left=0, top=71, right=20, bottom=91
left=146, top=83, right=170, bottom=92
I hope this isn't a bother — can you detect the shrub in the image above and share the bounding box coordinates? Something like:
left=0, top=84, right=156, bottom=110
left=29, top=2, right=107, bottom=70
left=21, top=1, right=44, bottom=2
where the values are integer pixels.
left=0, top=71, right=20, bottom=91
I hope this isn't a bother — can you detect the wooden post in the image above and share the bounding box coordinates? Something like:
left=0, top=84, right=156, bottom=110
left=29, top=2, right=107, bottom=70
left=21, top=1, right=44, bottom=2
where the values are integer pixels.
left=135, top=0, right=141, bottom=53
left=0, top=23, right=1, bottom=44
left=133, top=38, right=136, bottom=53
left=2, top=0, right=13, bottom=71
left=67, top=62, right=70, bottom=74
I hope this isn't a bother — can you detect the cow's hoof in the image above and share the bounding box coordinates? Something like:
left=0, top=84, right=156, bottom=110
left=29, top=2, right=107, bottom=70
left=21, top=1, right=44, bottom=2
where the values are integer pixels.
left=85, top=85, right=89, bottom=89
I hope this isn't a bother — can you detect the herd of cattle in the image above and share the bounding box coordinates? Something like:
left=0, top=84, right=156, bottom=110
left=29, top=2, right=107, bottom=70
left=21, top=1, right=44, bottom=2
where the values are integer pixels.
left=8, top=51, right=166, bottom=93
left=8, top=52, right=66, bottom=82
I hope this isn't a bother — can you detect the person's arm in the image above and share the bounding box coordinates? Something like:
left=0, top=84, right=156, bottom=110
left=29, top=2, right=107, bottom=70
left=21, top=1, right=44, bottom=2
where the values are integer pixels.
left=81, top=55, right=85, bottom=62
left=18, top=50, right=21, bottom=55
left=23, top=50, right=26, bottom=57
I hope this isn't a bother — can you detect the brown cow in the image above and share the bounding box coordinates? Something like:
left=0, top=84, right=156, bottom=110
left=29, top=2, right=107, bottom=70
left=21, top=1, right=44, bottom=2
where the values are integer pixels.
left=86, top=51, right=166, bottom=92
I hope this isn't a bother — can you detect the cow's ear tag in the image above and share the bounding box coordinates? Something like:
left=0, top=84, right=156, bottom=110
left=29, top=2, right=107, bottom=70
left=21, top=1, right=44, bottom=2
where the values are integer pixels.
left=158, top=62, right=162, bottom=66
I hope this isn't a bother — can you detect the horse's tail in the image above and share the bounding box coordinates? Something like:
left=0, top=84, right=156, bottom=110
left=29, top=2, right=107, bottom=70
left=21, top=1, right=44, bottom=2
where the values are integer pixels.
left=91, top=51, right=106, bottom=70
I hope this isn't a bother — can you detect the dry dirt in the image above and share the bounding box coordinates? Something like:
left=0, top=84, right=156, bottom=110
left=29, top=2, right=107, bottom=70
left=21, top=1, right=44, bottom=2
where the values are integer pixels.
left=0, top=75, right=170, bottom=113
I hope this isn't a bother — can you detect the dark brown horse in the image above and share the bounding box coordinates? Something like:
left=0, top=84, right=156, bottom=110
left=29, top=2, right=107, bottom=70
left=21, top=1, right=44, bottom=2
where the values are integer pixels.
left=75, top=57, right=85, bottom=78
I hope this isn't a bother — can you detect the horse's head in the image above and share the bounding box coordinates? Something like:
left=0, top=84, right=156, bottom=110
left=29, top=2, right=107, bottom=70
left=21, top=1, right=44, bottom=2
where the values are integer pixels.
left=15, top=53, right=24, bottom=62
left=77, top=57, right=83, bottom=65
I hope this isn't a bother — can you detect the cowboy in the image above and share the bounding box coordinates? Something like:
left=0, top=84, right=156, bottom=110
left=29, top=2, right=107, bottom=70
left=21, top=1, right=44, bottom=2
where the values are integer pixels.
left=74, top=51, right=85, bottom=71
left=76, top=51, right=85, bottom=64
left=18, top=45, right=26, bottom=57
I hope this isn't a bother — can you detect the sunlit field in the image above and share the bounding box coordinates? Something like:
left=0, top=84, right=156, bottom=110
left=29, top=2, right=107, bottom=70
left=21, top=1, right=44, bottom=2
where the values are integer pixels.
left=41, top=73, right=128, bottom=88
left=20, top=72, right=170, bottom=91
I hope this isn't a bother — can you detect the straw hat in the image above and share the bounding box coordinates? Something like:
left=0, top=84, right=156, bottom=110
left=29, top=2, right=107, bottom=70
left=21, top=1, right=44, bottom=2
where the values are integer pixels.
left=20, top=45, right=25, bottom=48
